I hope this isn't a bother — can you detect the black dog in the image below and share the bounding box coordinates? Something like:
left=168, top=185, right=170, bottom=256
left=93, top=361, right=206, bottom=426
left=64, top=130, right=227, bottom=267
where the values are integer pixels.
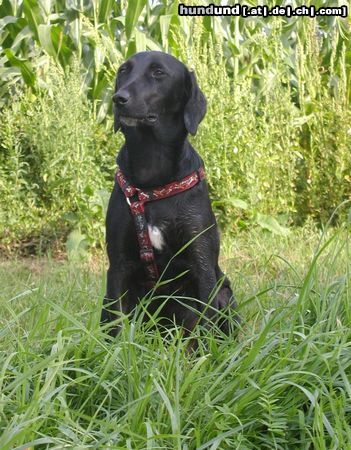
left=101, top=51, right=237, bottom=337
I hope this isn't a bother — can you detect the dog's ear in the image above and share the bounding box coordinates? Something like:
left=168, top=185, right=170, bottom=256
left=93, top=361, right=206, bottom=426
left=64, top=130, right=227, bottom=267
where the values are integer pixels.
left=184, top=71, right=207, bottom=136
left=113, top=78, right=120, bottom=132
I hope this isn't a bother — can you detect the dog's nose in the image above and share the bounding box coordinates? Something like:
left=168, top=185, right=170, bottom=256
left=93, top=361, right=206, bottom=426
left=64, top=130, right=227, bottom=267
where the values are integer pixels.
left=113, top=90, right=130, bottom=105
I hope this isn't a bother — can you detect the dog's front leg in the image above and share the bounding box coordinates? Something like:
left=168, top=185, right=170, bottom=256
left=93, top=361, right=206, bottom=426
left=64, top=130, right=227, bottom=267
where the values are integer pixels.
left=195, top=266, right=220, bottom=325
left=188, top=243, right=220, bottom=321
left=101, top=265, right=133, bottom=337
left=182, top=225, right=221, bottom=327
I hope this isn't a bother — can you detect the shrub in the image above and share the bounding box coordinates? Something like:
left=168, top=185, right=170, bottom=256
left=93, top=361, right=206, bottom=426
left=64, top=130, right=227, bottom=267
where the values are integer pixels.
left=0, top=62, right=121, bottom=254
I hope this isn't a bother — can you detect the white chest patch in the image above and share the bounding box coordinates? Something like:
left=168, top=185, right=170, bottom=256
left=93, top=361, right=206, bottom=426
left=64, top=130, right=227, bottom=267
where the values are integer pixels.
left=147, top=225, right=165, bottom=251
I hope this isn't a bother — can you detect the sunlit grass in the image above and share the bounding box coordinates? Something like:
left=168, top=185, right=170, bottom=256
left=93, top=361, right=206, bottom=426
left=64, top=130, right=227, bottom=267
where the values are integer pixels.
left=0, top=225, right=350, bottom=449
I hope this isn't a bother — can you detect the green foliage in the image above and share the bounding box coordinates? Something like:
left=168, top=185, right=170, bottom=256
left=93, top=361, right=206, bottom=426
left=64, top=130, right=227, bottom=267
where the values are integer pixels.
left=0, top=1, right=350, bottom=253
left=0, top=62, right=121, bottom=253
left=174, top=18, right=350, bottom=229
left=293, top=22, right=351, bottom=222
left=0, top=225, right=350, bottom=448
left=182, top=21, right=300, bottom=229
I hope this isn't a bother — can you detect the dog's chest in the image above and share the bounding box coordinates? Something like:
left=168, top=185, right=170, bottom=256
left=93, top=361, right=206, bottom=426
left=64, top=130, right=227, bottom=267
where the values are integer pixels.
left=144, top=203, right=176, bottom=252
left=147, top=224, right=165, bottom=251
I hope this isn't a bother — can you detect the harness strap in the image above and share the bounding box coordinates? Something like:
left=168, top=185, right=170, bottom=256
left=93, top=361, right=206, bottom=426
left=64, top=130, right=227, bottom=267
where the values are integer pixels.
left=116, top=167, right=206, bottom=285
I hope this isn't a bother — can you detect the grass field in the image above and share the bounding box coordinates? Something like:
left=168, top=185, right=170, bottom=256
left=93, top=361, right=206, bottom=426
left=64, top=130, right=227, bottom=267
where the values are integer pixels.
left=1, top=225, right=350, bottom=449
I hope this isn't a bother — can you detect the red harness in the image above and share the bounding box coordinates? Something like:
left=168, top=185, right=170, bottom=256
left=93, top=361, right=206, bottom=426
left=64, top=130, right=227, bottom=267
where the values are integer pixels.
left=116, top=167, right=206, bottom=285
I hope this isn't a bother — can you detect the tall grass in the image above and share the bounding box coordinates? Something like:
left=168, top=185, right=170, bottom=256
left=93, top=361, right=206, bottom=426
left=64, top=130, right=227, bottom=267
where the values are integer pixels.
left=0, top=225, right=350, bottom=449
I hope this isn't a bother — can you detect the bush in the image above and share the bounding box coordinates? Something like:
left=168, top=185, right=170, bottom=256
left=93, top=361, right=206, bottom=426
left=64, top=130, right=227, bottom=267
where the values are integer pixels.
left=178, top=20, right=351, bottom=228
left=0, top=62, right=121, bottom=254
left=186, top=30, right=299, bottom=228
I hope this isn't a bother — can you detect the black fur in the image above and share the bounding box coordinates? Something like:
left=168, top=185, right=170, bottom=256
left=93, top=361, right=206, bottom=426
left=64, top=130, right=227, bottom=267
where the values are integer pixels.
left=101, top=51, right=237, bottom=337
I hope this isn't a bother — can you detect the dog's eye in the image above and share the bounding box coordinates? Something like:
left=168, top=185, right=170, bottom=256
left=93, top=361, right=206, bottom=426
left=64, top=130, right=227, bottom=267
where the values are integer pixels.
left=152, top=69, right=165, bottom=78
left=118, top=66, right=127, bottom=75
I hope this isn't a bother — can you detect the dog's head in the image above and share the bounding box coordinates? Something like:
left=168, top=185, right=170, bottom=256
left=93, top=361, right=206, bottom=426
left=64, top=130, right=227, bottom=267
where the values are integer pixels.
left=112, top=51, right=206, bottom=136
